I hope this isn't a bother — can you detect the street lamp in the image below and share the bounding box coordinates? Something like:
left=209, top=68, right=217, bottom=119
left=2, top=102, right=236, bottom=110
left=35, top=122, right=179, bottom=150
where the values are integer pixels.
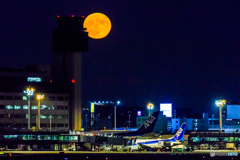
left=24, top=87, right=35, bottom=130
left=36, top=94, right=44, bottom=130
left=147, top=103, right=154, bottom=117
left=114, top=101, right=120, bottom=130
left=212, top=114, right=214, bottom=129
left=215, top=100, right=226, bottom=133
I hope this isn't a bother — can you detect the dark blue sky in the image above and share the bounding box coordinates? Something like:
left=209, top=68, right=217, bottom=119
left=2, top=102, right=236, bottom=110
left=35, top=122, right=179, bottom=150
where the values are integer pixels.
left=0, top=1, right=240, bottom=114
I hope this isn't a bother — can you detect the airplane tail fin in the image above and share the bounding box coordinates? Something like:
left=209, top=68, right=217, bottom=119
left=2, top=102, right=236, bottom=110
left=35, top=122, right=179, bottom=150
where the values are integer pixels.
left=172, top=123, right=186, bottom=141
left=136, top=111, right=160, bottom=134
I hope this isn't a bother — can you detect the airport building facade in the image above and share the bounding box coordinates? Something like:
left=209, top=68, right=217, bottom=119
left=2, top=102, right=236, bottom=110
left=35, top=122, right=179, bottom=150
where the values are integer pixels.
left=0, top=92, right=69, bottom=131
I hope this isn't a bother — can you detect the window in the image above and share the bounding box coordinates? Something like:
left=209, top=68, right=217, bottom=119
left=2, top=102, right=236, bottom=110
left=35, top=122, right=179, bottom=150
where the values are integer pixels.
left=57, top=106, right=64, bottom=110
left=6, top=105, right=13, bottom=109
left=65, top=97, right=68, bottom=101
left=0, top=114, right=4, bottom=118
left=64, top=115, right=68, bottom=119
left=14, top=123, right=22, bottom=127
left=6, top=123, right=13, bottom=127
left=49, top=96, right=55, bottom=101
left=48, top=115, right=55, bottom=119
left=40, top=105, right=48, bottom=110
left=0, top=96, right=4, bottom=100
left=176, top=126, right=178, bottom=129
left=23, top=96, right=27, bottom=100
left=52, top=135, right=58, bottom=140
left=23, top=123, right=27, bottom=127
left=14, top=114, right=22, bottom=118
left=65, top=106, right=68, bottom=110
left=23, top=105, right=28, bottom=109
left=57, top=97, right=64, bottom=101
left=176, top=121, right=178, bottom=123
left=0, top=105, right=4, bottom=109
left=65, top=124, right=68, bottom=127
left=48, top=106, right=54, bottom=110
left=40, top=123, right=47, bottom=127
left=191, top=137, right=202, bottom=142
left=14, top=105, right=21, bottom=109
left=6, top=96, right=13, bottom=100
left=51, top=123, right=55, bottom=127
left=0, top=123, right=4, bottom=127
left=57, top=123, right=64, bottom=127
left=31, top=105, right=38, bottom=110
left=40, top=114, right=47, bottom=119
left=14, top=96, right=22, bottom=100
left=57, top=115, right=63, bottom=119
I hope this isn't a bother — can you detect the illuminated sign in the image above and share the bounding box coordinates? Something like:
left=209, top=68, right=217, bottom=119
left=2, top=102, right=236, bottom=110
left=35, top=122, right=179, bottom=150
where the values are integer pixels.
left=27, top=77, right=41, bottom=82
left=137, top=111, right=141, bottom=116
left=160, top=103, right=172, bottom=117
left=90, top=103, right=95, bottom=113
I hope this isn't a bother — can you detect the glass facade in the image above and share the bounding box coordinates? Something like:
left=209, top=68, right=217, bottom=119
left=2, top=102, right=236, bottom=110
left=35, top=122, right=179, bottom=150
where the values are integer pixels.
left=59, top=136, right=78, bottom=142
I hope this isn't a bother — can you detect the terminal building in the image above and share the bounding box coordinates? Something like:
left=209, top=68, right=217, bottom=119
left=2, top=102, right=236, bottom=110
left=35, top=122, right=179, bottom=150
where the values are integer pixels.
left=0, top=91, right=69, bottom=130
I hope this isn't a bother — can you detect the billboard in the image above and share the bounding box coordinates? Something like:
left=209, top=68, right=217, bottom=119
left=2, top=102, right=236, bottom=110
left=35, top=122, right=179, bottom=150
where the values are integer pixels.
left=227, top=105, right=240, bottom=119
left=160, top=103, right=172, bottom=117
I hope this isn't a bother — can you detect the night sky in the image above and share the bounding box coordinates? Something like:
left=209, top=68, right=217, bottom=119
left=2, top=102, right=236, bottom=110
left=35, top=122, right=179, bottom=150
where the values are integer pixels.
left=0, top=1, right=240, bottom=114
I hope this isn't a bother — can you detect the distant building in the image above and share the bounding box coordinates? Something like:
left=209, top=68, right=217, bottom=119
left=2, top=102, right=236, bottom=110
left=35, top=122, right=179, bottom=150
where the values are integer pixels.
left=173, top=107, right=192, bottom=119
left=0, top=66, right=69, bottom=131
left=0, top=92, right=69, bottom=131
left=172, top=113, right=209, bottom=133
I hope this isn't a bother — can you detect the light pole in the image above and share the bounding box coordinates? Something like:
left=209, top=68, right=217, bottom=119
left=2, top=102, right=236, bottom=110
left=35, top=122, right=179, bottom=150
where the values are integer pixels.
left=24, top=87, right=35, bottom=130
left=147, top=103, right=154, bottom=117
left=114, top=101, right=120, bottom=130
left=36, top=94, right=44, bottom=130
left=128, top=112, right=131, bottom=130
left=215, top=100, right=226, bottom=133
left=212, top=114, right=214, bottom=129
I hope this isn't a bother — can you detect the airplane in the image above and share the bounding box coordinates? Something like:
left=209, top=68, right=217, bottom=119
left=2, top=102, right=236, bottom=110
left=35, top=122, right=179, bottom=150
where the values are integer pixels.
left=126, top=123, right=187, bottom=150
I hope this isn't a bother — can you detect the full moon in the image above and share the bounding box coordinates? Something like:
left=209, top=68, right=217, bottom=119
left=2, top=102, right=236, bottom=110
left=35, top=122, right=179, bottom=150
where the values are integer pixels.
left=83, top=12, right=111, bottom=39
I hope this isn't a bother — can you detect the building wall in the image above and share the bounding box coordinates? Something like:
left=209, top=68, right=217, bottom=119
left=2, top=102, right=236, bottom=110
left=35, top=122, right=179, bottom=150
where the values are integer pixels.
left=0, top=92, right=69, bottom=131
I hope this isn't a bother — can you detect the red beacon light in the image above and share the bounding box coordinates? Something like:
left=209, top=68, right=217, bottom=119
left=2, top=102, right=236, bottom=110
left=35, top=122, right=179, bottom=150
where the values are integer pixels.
left=50, top=80, right=52, bottom=83
left=71, top=15, right=74, bottom=17
left=72, top=79, right=75, bottom=83
left=82, top=15, right=84, bottom=18
left=57, top=15, right=60, bottom=18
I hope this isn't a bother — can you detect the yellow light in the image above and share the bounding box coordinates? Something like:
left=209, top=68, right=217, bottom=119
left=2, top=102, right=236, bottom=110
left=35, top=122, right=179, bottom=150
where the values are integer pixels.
left=37, top=94, right=44, bottom=100
left=83, top=12, right=111, bottom=39
left=215, top=100, right=226, bottom=107
left=147, top=103, right=154, bottom=109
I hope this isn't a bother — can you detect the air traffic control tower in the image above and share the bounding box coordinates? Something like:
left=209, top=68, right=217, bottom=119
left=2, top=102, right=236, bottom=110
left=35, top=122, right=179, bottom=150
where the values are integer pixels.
left=52, top=16, right=88, bottom=131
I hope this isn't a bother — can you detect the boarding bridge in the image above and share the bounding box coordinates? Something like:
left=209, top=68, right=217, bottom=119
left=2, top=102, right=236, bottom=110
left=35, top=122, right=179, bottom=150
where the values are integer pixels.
left=0, top=130, right=128, bottom=151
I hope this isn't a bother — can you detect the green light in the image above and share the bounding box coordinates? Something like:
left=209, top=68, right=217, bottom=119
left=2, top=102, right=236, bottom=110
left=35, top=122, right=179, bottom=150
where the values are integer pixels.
left=91, top=103, right=95, bottom=113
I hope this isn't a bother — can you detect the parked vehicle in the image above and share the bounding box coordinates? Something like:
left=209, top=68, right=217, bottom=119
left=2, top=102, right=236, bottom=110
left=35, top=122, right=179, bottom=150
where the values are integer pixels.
left=161, top=146, right=172, bottom=152
left=172, top=145, right=185, bottom=152
left=226, top=143, right=236, bottom=150
left=213, top=144, right=219, bottom=150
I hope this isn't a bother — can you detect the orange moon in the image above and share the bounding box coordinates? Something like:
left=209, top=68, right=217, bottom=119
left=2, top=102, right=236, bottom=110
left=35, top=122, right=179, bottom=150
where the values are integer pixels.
left=83, top=13, right=111, bottom=39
